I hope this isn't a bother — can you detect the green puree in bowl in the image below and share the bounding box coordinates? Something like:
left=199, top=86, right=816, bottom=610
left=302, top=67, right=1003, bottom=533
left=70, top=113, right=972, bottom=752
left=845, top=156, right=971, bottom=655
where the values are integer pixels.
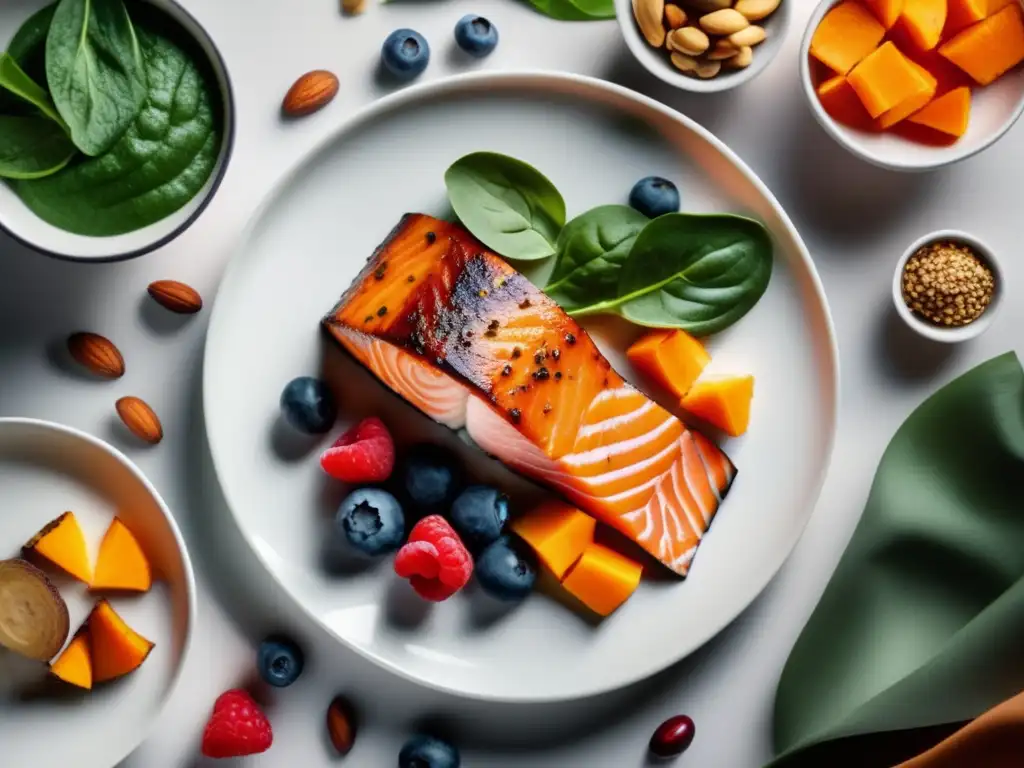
left=4, top=4, right=223, bottom=237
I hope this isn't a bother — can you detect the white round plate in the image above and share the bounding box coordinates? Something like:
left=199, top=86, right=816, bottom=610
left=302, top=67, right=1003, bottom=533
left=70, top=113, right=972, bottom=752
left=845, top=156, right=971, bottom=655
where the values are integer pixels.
left=0, top=419, right=195, bottom=768
left=204, top=71, right=839, bottom=702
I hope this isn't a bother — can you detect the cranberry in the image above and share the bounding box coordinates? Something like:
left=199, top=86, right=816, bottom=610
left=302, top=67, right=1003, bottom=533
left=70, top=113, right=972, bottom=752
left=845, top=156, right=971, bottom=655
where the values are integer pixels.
left=649, top=714, right=695, bottom=759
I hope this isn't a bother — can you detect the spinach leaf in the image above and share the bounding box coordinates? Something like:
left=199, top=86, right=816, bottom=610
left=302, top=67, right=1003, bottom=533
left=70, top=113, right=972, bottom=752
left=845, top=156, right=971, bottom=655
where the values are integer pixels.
left=46, top=0, right=148, bottom=156
left=15, top=26, right=221, bottom=236
left=614, top=213, right=773, bottom=335
left=545, top=205, right=649, bottom=311
left=0, top=53, right=65, bottom=125
left=0, top=116, right=76, bottom=179
left=522, top=0, right=615, bottom=19
left=445, top=151, right=566, bottom=261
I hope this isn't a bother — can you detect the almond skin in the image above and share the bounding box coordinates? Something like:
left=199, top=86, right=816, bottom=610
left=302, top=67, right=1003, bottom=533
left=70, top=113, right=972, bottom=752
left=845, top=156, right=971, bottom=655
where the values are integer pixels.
left=148, top=280, right=203, bottom=314
left=116, top=397, right=163, bottom=445
left=67, top=333, right=124, bottom=379
left=326, top=696, right=357, bottom=755
left=283, top=70, right=339, bottom=116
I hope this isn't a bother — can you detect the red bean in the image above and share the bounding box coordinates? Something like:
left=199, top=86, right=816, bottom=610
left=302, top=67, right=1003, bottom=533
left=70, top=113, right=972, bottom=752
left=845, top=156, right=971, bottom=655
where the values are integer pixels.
left=649, top=714, right=696, bottom=758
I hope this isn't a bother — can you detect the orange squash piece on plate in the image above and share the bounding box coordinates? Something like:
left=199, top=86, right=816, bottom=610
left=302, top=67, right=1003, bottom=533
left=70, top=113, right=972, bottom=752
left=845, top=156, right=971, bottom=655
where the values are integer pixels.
left=92, top=518, right=152, bottom=593
left=510, top=501, right=596, bottom=579
left=866, top=0, right=905, bottom=27
left=626, top=329, right=710, bottom=399
left=945, top=0, right=987, bottom=34
left=50, top=631, right=92, bottom=690
left=817, top=75, right=877, bottom=129
left=810, top=1, right=886, bottom=74
left=907, top=85, right=972, bottom=135
left=562, top=542, right=643, bottom=617
left=88, top=600, right=154, bottom=683
left=23, top=511, right=93, bottom=585
left=876, top=58, right=938, bottom=128
left=898, top=0, right=947, bottom=49
left=940, top=3, right=1024, bottom=84
left=680, top=374, right=754, bottom=437
left=848, top=42, right=932, bottom=118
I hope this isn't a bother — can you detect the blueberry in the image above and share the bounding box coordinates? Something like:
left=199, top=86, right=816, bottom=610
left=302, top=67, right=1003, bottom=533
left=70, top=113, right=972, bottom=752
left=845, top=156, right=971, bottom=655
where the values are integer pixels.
left=454, top=15, right=499, bottom=58
left=628, top=176, right=680, bottom=219
left=450, top=485, right=508, bottom=551
left=475, top=535, right=537, bottom=601
left=381, top=29, right=430, bottom=81
left=397, top=444, right=463, bottom=515
left=399, top=735, right=460, bottom=768
left=257, top=636, right=304, bottom=688
left=336, top=488, right=405, bottom=556
left=280, top=376, right=336, bottom=434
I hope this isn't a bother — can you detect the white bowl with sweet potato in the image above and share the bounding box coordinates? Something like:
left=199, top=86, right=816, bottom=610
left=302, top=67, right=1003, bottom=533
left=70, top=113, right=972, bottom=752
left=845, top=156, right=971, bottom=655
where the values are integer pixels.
left=800, top=0, right=1024, bottom=170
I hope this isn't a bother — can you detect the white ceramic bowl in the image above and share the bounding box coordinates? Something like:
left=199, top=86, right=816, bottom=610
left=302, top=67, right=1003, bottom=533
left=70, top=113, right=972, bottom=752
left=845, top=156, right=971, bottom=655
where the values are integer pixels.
left=800, top=0, right=1024, bottom=171
left=892, top=229, right=1004, bottom=342
left=616, top=0, right=791, bottom=93
left=0, top=0, right=235, bottom=261
left=0, top=418, right=196, bottom=768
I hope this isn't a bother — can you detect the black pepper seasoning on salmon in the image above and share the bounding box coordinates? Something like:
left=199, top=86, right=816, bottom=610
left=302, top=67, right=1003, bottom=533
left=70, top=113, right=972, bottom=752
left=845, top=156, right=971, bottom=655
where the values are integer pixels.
left=377, top=306, right=387, bottom=317
left=364, top=315, right=373, bottom=323
left=426, top=231, right=436, bottom=244
left=554, top=371, right=562, bottom=380
left=533, top=367, right=550, bottom=381
left=508, top=408, right=521, bottom=424
left=543, top=402, right=552, bottom=414
left=551, top=349, right=561, bottom=361
left=501, top=364, right=512, bottom=376
left=519, top=298, right=532, bottom=309
left=565, top=332, right=576, bottom=345
left=534, top=349, right=546, bottom=364
left=512, top=347, right=522, bottom=359
left=407, top=275, right=415, bottom=283
left=374, top=262, right=388, bottom=280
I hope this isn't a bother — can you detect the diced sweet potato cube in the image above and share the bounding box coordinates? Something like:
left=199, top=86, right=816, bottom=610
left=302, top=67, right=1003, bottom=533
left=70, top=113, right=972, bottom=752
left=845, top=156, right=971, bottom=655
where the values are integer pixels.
left=907, top=85, right=972, bottom=135
left=22, top=511, right=92, bottom=585
left=626, top=329, right=710, bottom=399
left=817, top=74, right=877, bottom=129
left=940, top=3, right=1024, bottom=84
left=510, top=501, right=596, bottom=579
left=88, top=600, right=154, bottom=683
left=907, top=48, right=974, bottom=95
left=680, top=374, right=754, bottom=437
left=50, top=631, right=92, bottom=690
left=945, top=0, right=987, bottom=34
left=810, top=1, right=886, bottom=74
left=898, top=0, right=947, bottom=49
left=849, top=42, right=933, bottom=118
left=865, top=0, right=905, bottom=27
left=561, top=542, right=642, bottom=617
left=877, top=58, right=938, bottom=128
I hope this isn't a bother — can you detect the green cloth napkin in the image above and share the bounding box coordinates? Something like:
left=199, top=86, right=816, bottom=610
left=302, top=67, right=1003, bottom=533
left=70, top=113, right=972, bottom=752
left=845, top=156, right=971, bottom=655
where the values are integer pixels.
left=772, top=351, right=1024, bottom=767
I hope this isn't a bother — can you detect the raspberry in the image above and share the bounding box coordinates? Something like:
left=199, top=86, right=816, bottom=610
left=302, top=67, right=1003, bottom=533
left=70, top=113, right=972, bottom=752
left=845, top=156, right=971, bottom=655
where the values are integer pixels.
left=201, top=689, right=273, bottom=758
left=393, top=515, right=473, bottom=602
left=320, top=417, right=395, bottom=483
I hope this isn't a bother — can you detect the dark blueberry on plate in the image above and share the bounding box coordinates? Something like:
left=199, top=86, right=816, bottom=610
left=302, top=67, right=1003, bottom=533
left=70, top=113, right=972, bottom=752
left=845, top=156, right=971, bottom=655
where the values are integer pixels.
left=475, top=535, right=537, bottom=601
left=454, top=15, right=499, bottom=58
left=397, top=444, right=463, bottom=515
left=450, top=485, right=509, bottom=551
left=629, top=176, right=680, bottom=219
left=280, top=376, right=336, bottom=434
left=336, top=488, right=405, bottom=556
left=381, top=29, right=430, bottom=81
left=399, top=734, right=460, bottom=768
left=257, top=636, right=305, bottom=688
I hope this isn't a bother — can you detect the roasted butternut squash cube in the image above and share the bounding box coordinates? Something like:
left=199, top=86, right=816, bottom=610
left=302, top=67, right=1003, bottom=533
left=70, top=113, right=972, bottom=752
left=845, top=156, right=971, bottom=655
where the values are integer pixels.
left=562, top=543, right=643, bottom=617
left=510, top=501, right=596, bottom=579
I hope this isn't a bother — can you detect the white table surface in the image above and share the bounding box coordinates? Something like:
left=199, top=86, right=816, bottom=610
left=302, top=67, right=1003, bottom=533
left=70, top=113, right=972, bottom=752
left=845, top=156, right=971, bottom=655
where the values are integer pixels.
left=2, top=0, right=1021, bottom=765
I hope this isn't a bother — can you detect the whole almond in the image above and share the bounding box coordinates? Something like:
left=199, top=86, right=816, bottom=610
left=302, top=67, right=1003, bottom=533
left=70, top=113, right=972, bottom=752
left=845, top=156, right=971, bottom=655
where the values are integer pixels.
left=633, top=0, right=667, bottom=47
left=67, top=333, right=124, bottom=379
left=669, top=26, right=710, bottom=55
left=699, top=8, right=749, bottom=35
left=695, top=60, right=722, bottom=78
left=116, top=397, right=163, bottom=445
left=283, top=70, right=339, bottom=116
left=734, top=0, right=781, bottom=20
left=725, top=45, right=754, bottom=68
left=342, top=0, right=367, bottom=13
left=670, top=52, right=700, bottom=72
left=326, top=696, right=357, bottom=755
left=707, top=39, right=740, bottom=59
left=729, top=24, right=766, bottom=46
left=148, top=280, right=203, bottom=314
left=664, top=4, right=687, bottom=28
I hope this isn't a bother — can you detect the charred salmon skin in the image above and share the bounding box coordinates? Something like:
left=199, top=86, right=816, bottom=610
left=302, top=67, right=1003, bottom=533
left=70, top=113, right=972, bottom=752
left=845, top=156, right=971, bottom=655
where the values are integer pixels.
left=323, top=214, right=736, bottom=575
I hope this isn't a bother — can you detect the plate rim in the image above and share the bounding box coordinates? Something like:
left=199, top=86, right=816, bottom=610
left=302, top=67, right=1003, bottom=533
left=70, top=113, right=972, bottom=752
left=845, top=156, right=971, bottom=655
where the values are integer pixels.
left=0, top=416, right=198, bottom=766
left=202, top=69, right=841, bottom=703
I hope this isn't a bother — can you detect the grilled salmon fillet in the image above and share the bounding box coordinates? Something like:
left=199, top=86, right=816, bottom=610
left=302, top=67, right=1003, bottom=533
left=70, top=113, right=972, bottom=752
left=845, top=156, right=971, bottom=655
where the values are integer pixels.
left=323, top=214, right=736, bottom=575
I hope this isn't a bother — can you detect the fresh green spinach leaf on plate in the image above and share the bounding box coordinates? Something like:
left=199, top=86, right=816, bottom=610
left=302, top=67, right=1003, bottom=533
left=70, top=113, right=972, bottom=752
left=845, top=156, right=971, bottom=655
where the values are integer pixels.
left=613, top=213, right=773, bottom=335
left=0, top=53, right=65, bottom=126
left=0, top=116, right=76, bottom=179
left=445, top=151, right=566, bottom=261
left=46, top=0, right=148, bottom=156
left=522, top=0, right=615, bottom=20
left=545, top=204, right=649, bottom=311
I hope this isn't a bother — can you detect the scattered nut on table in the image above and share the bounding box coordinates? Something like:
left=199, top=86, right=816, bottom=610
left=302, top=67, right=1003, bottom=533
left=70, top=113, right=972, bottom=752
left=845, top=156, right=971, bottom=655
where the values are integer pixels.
left=632, top=0, right=779, bottom=80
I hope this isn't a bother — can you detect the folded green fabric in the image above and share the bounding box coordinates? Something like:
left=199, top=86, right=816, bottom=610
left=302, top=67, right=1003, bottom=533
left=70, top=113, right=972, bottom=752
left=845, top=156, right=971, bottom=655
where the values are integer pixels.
left=772, top=352, right=1024, bottom=767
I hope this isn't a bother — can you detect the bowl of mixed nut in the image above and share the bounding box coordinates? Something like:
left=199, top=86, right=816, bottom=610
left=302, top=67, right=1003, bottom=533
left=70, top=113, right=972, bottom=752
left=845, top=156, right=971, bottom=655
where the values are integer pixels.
left=617, top=0, right=788, bottom=91
left=892, top=230, right=1004, bottom=344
